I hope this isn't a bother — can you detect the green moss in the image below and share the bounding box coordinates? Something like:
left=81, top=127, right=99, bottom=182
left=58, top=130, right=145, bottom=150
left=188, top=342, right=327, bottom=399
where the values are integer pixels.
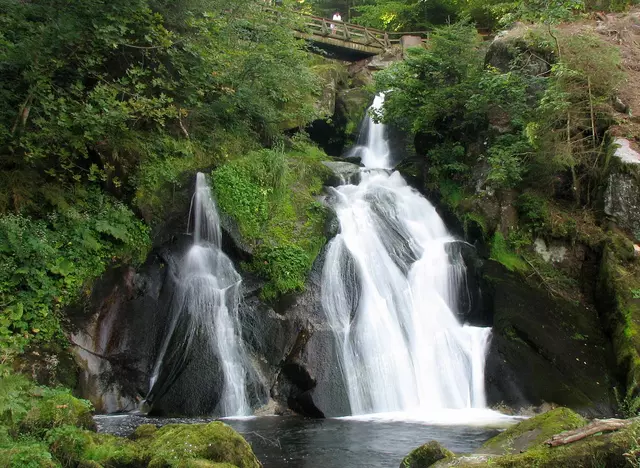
left=47, top=425, right=143, bottom=467
left=131, top=423, right=158, bottom=440
left=483, top=408, right=586, bottom=454
left=463, top=211, right=488, bottom=236
left=144, top=422, right=260, bottom=468
left=19, top=389, right=95, bottom=437
left=401, top=440, right=454, bottom=467
left=212, top=141, right=331, bottom=298
left=490, top=232, right=528, bottom=273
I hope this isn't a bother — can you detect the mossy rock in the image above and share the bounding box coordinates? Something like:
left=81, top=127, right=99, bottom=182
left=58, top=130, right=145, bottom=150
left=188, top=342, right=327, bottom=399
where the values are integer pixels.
left=482, top=408, right=587, bottom=454
left=434, top=421, right=639, bottom=467
left=19, top=389, right=95, bottom=436
left=176, top=461, right=238, bottom=468
left=400, top=441, right=454, bottom=467
left=144, top=422, right=260, bottom=468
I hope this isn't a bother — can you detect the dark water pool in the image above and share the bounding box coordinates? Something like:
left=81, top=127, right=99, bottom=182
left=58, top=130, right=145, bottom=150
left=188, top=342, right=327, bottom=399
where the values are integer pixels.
left=96, top=414, right=502, bottom=468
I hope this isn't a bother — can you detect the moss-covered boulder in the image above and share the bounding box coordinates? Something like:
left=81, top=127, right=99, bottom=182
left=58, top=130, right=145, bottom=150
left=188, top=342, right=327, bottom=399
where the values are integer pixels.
left=45, top=421, right=260, bottom=468
left=143, top=422, right=260, bottom=468
left=432, top=411, right=638, bottom=467
left=482, top=408, right=587, bottom=454
left=19, top=389, right=96, bottom=436
left=400, top=441, right=454, bottom=468
left=47, top=425, right=142, bottom=467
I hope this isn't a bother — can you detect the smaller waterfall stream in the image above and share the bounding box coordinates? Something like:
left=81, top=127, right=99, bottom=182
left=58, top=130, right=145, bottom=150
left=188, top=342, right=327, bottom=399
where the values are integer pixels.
left=145, top=173, right=252, bottom=416
left=323, top=95, right=492, bottom=416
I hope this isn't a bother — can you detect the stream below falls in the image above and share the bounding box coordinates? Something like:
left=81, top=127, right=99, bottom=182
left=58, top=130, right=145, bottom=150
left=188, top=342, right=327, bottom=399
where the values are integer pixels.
left=95, top=414, right=504, bottom=468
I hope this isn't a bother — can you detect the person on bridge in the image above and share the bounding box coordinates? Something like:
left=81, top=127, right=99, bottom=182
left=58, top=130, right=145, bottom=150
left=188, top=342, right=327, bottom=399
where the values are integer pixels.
left=331, top=11, right=342, bottom=34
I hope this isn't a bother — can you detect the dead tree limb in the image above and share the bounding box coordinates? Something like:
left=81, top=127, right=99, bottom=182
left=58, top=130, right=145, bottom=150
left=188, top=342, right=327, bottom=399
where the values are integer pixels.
left=545, top=418, right=632, bottom=447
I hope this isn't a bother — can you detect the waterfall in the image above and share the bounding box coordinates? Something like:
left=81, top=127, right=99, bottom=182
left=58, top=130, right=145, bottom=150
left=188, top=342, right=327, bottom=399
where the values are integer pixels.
left=323, top=94, right=491, bottom=416
left=146, top=173, right=251, bottom=416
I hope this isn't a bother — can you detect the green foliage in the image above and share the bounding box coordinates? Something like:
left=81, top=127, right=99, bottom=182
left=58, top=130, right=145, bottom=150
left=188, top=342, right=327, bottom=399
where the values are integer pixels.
left=213, top=141, right=330, bottom=299
left=516, top=193, right=549, bottom=231
left=486, top=135, right=530, bottom=189
left=490, top=232, right=528, bottom=272
left=376, top=22, right=483, bottom=136
left=614, top=376, right=640, bottom=418
left=0, top=368, right=32, bottom=427
left=0, top=0, right=327, bottom=354
left=526, top=32, right=622, bottom=200
left=352, top=0, right=459, bottom=31
left=0, top=438, right=57, bottom=468
left=0, top=189, right=149, bottom=354
left=0, top=0, right=320, bottom=196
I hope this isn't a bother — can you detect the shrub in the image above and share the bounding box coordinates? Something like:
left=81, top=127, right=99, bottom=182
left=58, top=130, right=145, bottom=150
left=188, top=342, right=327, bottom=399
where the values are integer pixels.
left=0, top=189, right=149, bottom=354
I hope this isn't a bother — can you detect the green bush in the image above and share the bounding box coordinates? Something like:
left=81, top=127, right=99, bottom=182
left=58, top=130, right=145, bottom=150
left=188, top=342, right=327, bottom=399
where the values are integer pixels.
left=0, top=189, right=149, bottom=355
left=516, top=193, right=550, bottom=232
left=0, top=438, right=57, bottom=468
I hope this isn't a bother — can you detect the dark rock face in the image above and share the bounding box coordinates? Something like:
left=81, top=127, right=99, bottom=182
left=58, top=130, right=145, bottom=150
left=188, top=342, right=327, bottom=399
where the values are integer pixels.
left=72, top=218, right=351, bottom=417
left=270, top=247, right=351, bottom=418
left=483, top=261, right=616, bottom=417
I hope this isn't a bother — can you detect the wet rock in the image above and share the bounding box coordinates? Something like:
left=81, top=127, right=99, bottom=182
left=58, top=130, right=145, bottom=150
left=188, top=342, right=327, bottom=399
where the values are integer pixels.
left=312, top=63, right=344, bottom=118
left=271, top=247, right=351, bottom=417
left=336, top=87, right=373, bottom=140
left=322, top=161, right=362, bottom=186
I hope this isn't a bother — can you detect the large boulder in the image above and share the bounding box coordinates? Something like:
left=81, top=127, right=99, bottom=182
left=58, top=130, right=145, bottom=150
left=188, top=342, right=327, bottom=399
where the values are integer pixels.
left=483, top=261, right=616, bottom=417
left=604, top=138, right=640, bottom=240
left=485, top=26, right=554, bottom=75
left=431, top=409, right=638, bottom=467
left=400, top=441, right=454, bottom=468
left=322, top=161, right=362, bottom=186
left=271, top=246, right=351, bottom=417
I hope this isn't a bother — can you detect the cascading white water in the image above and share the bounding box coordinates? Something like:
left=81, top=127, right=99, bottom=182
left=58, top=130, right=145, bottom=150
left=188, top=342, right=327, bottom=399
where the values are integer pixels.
left=347, top=94, right=392, bottom=169
left=323, top=95, right=491, bottom=416
left=147, top=173, right=251, bottom=416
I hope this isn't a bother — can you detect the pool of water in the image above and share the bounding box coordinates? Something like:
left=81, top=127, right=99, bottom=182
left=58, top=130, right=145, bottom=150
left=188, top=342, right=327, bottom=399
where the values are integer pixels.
left=96, top=412, right=511, bottom=468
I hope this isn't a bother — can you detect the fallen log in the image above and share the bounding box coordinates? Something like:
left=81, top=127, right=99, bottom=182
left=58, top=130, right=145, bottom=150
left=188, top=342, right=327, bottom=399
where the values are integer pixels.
left=545, top=419, right=632, bottom=447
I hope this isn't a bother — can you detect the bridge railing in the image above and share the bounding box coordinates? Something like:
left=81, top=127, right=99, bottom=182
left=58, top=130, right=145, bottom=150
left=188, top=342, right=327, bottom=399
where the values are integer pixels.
left=297, top=13, right=393, bottom=49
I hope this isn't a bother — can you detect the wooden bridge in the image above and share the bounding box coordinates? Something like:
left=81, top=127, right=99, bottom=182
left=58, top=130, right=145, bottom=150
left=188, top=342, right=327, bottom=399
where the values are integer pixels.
left=263, top=8, right=491, bottom=59
left=293, top=13, right=428, bottom=57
